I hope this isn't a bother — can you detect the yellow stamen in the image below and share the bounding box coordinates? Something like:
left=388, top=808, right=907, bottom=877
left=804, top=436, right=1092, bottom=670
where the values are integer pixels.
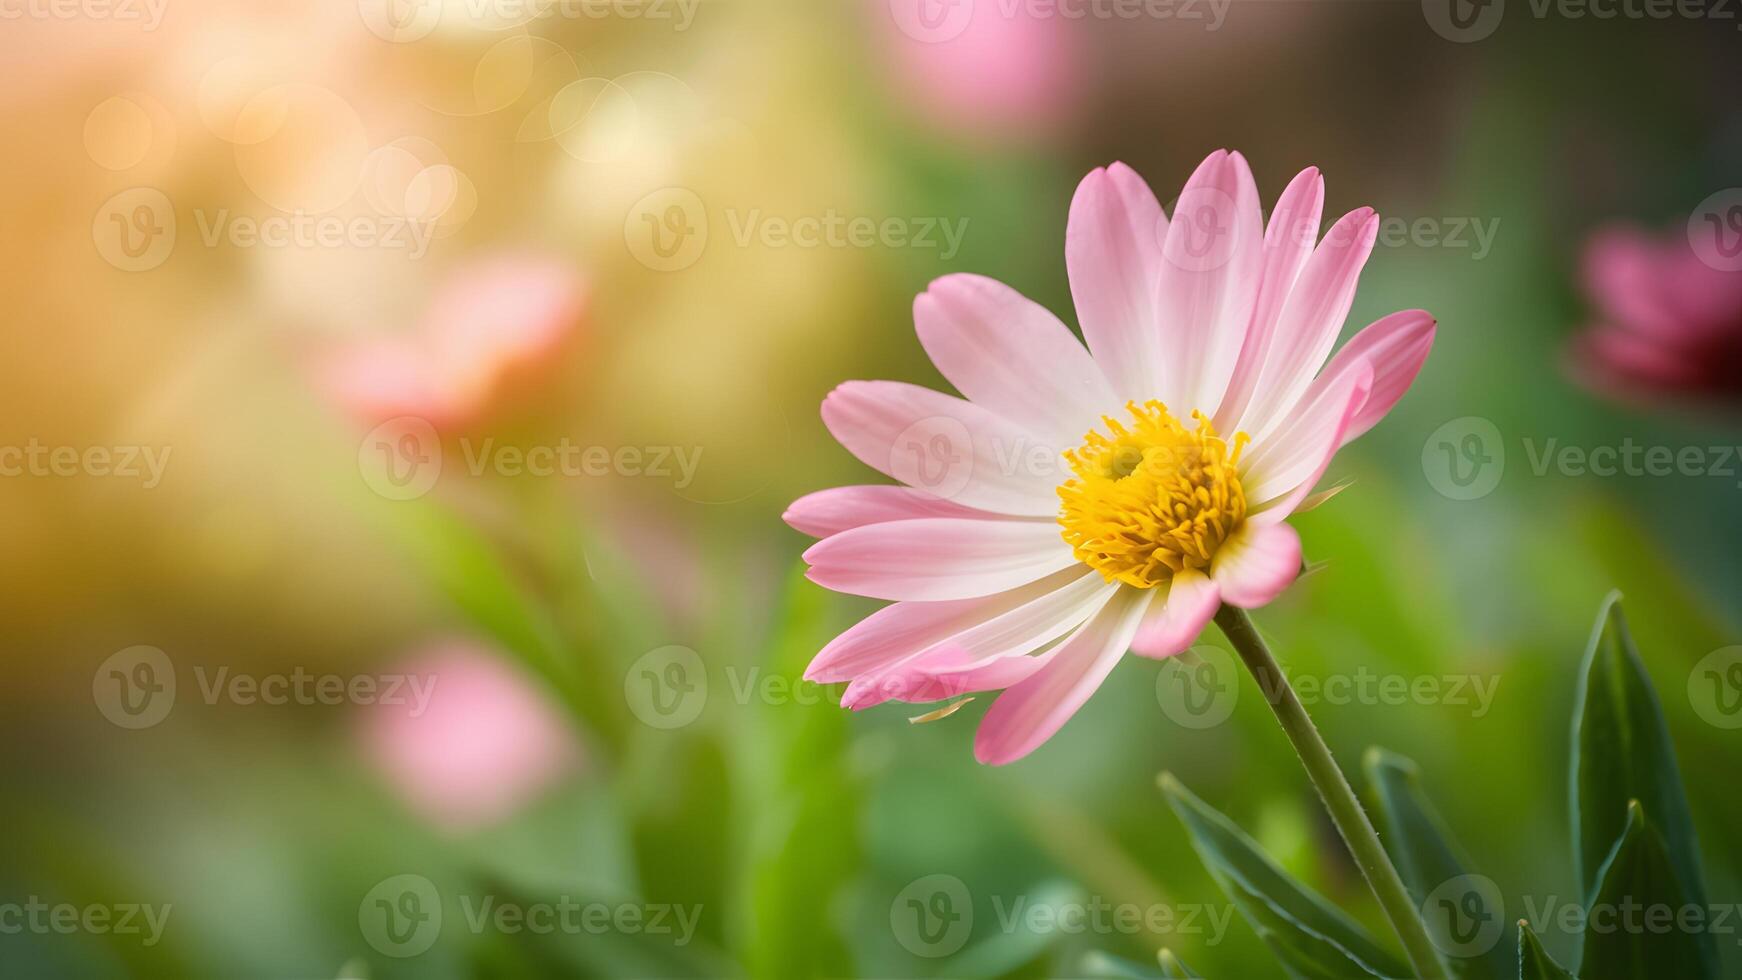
left=1057, top=400, right=1250, bottom=590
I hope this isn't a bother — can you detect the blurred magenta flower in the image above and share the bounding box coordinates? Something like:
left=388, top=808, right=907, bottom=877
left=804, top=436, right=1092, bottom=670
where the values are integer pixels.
left=321, top=253, right=586, bottom=429
left=1569, top=225, right=1742, bottom=403
left=875, top=0, right=1081, bottom=141
left=361, top=642, right=577, bottom=832
left=787, top=150, right=1434, bottom=764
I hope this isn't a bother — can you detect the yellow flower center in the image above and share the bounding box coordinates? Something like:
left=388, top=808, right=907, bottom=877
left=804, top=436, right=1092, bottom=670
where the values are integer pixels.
left=1057, top=400, right=1250, bottom=589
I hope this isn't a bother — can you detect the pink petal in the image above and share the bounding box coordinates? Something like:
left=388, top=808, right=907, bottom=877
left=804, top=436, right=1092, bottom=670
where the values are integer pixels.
left=821, top=381, right=1061, bottom=516
left=802, top=517, right=1075, bottom=601
left=1582, top=227, right=1684, bottom=338
left=1243, top=362, right=1373, bottom=521
left=323, top=253, right=585, bottom=430
left=1238, top=208, right=1380, bottom=442
left=804, top=569, right=1087, bottom=683
left=1154, top=149, right=1264, bottom=416
left=1066, top=163, right=1168, bottom=401
left=915, top=273, right=1116, bottom=444
left=848, top=572, right=1117, bottom=706
left=844, top=648, right=1048, bottom=709
left=1212, top=522, right=1302, bottom=608
left=973, top=586, right=1151, bottom=765
left=1302, top=309, right=1436, bottom=447
left=1216, top=167, right=1325, bottom=431
left=1129, top=570, right=1220, bottom=659
left=1566, top=323, right=1710, bottom=395
left=783, top=485, right=1005, bottom=538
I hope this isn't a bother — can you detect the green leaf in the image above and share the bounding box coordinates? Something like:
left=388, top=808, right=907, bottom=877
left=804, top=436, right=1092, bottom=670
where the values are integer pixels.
left=472, top=870, right=734, bottom=978
left=1517, top=925, right=1575, bottom=980
left=1571, top=593, right=1713, bottom=970
left=1578, top=801, right=1712, bottom=980
left=739, top=565, right=861, bottom=979
left=1159, top=773, right=1411, bottom=979
left=391, top=502, right=627, bottom=753
left=1157, top=947, right=1204, bottom=978
left=1364, top=748, right=1511, bottom=980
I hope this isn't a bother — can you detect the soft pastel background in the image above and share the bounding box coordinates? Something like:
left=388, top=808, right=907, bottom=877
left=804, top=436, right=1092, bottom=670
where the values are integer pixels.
left=3, top=1, right=1742, bottom=977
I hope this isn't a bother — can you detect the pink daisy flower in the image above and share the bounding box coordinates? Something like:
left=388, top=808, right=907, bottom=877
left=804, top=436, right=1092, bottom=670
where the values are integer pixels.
left=320, top=252, right=586, bottom=430
left=786, top=150, right=1436, bottom=764
left=360, top=641, right=578, bottom=832
left=1568, top=224, right=1742, bottom=404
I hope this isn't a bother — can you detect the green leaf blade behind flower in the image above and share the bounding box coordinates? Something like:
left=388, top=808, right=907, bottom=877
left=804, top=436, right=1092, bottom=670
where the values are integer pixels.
left=1570, top=594, right=1715, bottom=975
left=1578, top=801, right=1710, bottom=980
left=1364, top=748, right=1511, bottom=980
left=1159, top=773, right=1411, bottom=980
left=740, top=564, right=861, bottom=979
left=1516, top=925, right=1575, bottom=980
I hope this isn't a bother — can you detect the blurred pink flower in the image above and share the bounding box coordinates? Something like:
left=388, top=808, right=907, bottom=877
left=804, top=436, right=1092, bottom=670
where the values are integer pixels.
left=321, top=253, right=586, bottom=429
left=361, top=642, right=577, bottom=832
left=1569, top=226, right=1742, bottom=403
left=875, top=0, right=1082, bottom=142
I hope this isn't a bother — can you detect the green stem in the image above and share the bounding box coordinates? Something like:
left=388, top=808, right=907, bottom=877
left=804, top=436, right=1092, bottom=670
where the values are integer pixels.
left=1213, top=604, right=1450, bottom=980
